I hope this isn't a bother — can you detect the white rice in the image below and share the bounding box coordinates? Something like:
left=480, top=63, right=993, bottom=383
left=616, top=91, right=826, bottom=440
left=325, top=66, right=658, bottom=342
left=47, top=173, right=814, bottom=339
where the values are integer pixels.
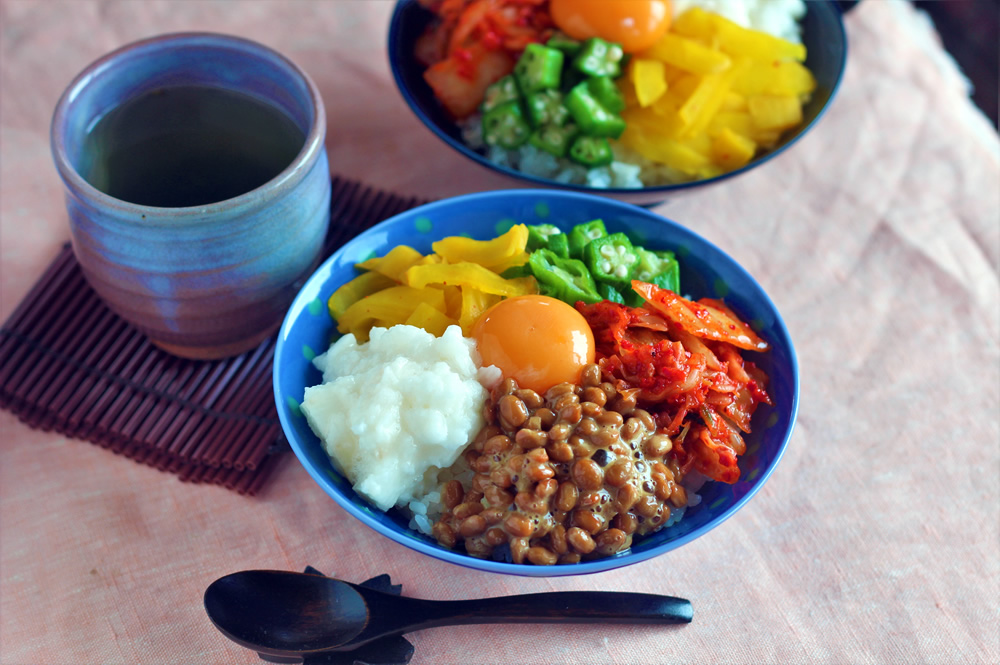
left=406, top=454, right=476, bottom=535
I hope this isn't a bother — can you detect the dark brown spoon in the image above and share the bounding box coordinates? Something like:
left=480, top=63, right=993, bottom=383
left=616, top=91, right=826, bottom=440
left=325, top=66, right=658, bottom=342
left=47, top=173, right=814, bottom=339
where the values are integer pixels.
left=204, top=570, right=692, bottom=660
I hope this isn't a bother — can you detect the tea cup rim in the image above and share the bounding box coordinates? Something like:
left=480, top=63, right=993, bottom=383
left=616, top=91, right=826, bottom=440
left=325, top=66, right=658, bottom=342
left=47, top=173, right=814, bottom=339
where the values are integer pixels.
left=50, top=31, right=327, bottom=222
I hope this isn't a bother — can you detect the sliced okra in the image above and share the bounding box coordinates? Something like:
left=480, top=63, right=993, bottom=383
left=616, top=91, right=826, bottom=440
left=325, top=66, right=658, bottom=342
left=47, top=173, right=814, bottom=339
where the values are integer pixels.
left=524, top=89, right=570, bottom=128
left=481, top=75, right=520, bottom=113
left=584, top=232, right=639, bottom=288
left=514, top=43, right=564, bottom=94
left=568, top=219, right=608, bottom=258
left=482, top=100, right=531, bottom=149
left=568, top=135, right=614, bottom=167
left=529, top=123, right=579, bottom=158
left=565, top=83, right=626, bottom=139
left=572, top=38, right=625, bottom=78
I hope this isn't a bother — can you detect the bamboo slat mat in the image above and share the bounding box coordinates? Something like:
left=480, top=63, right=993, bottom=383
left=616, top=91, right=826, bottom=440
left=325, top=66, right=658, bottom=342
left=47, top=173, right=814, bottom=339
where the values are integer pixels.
left=0, top=176, right=428, bottom=494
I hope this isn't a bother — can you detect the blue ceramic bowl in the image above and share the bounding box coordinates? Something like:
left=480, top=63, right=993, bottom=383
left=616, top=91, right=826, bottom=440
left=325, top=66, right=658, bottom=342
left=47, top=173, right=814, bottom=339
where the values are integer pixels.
left=274, top=190, right=799, bottom=576
left=387, top=0, right=849, bottom=206
left=51, top=33, right=330, bottom=360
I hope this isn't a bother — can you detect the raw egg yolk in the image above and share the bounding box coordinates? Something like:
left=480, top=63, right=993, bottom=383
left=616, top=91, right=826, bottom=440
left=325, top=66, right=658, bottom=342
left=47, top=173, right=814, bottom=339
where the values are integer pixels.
left=550, top=0, right=672, bottom=54
left=473, top=295, right=596, bottom=394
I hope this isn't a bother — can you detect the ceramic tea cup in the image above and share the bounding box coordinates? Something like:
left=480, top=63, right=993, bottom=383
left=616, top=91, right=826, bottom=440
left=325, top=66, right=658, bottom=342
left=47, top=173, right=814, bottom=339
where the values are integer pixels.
left=51, top=32, right=331, bottom=360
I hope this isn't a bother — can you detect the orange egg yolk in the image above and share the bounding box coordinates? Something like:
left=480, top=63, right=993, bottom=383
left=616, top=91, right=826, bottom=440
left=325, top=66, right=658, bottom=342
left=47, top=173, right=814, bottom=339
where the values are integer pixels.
left=550, top=0, right=672, bottom=54
left=473, top=295, right=596, bottom=394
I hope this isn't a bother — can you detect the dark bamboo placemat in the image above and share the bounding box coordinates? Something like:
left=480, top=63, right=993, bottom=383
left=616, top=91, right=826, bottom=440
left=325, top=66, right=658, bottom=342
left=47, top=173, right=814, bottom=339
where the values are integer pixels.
left=0, top=176, right=428, bottom=494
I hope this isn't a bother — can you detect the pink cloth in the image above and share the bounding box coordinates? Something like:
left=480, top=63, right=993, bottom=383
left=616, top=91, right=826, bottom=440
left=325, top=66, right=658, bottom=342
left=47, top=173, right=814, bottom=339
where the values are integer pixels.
left=2, top=1, right=997, bottom=663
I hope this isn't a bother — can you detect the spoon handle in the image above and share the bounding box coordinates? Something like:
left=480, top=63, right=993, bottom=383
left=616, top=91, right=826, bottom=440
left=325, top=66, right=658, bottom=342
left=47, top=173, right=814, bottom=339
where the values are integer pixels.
left=413, top=591, right=692, bottom=627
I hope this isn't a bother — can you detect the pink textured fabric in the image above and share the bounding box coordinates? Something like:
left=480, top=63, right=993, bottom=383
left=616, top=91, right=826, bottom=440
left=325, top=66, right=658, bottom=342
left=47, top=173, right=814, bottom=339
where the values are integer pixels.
left=1, top=1, right=997, bottom=663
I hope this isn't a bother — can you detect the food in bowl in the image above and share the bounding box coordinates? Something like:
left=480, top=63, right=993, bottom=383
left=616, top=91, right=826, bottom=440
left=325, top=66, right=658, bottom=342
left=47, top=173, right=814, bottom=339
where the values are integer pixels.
left=300, top=218, right=773, bottom=565
left=413, top=0, right=815, bottom=188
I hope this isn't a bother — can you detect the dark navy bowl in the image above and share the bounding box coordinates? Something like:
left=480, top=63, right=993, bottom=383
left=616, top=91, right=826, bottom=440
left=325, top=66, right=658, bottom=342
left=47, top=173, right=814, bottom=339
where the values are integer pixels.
left=387, top=0, right=849, bottom=206
left=274, top=190, right=799, bottom=576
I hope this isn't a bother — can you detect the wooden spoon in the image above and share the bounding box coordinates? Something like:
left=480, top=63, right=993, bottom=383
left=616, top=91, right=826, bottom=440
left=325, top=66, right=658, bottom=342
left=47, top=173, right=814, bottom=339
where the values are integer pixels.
left=204, top=570, right=692, bottom=660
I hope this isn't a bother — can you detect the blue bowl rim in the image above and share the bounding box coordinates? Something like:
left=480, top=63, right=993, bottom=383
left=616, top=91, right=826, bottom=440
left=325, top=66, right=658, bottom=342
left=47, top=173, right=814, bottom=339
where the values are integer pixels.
left=386, top=0, right=848, bottom=196
left=274, top=188, right=800, bottom=577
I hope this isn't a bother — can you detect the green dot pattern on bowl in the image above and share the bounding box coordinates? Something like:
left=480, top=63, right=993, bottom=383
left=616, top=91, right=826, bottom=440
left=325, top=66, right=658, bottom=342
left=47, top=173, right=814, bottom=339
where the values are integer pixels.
left=494, top=218, right=516, bottom=235
left=307, top=298, right=323, bottom=316
left=713, top=278, right=730, bottom=298
left=302, top=344, right=316, bottom=362
left=415, top=216, right=433, bottom=233
left=534, top=201, right=550, bottom=218
left=765, top=412, right=779, bottom=429
left=751, top=318, right=766, bottom=332
left=286, top=396, right=302, bottom=418
left=746, top=468, right=761, bottom=482
left=709, top=496, right=727, bottom=510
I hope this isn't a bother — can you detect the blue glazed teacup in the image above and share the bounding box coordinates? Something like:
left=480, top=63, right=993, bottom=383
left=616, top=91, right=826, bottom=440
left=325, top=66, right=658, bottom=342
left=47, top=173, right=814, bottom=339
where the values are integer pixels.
left=51, top=32, right=331, bottom=359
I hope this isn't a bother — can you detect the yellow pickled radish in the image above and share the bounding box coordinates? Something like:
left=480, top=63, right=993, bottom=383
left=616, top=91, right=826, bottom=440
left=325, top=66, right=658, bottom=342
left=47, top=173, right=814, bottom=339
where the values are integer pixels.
left=630, top=58, right=668, bottom=107
left=458, top=287, right=502, bottom=335
left=404, top=302, right=460, bottom=337
left=732, top=59, right=816, bottom=97
left=328, top=271, right=396, bottom=320
left=431, top=223, right=529, bottom=273
left=337, top=285, right=447, bottom=339
left=327, top=225, right=539, bottom=341
left=711, top=128, right=757, bottom=170
left=355, top=244, right=423, bottom=281
left=747, top=94, right=803, bottom=130
left=641, top=32, right=732, bottom=75
left=615, top=7, right=816, bottom=179
left=404, top=262, right=536, bottom=297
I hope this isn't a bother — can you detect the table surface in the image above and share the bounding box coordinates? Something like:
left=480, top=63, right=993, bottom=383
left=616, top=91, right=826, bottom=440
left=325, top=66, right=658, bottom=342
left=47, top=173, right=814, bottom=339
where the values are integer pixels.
left=2, top=1, right=998, bottom=664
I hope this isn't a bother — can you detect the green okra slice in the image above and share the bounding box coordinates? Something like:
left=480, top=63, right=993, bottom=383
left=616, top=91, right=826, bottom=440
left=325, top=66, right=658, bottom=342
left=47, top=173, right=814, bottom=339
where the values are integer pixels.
left=584, top=232, right=639, bottom=288
left=626, top=248, right=681, bottom=306
left=482, top=100, right=531, bottom=149
left=547, top=31, right=582, bottom=57
left=565, top=82, right=626, bottom=139
left=515, top=43, right=564, bottom=94
left=526, top=224, right=562, bottom=251
left=572, top=37, right=625, bottom=78
left=568, top=135, right=614, bottom=166
left=481, top=75, right=520, bottom=113
left=568, top=219, right=608, bottom=258
left=524, top=89, right=570, bottom=128
left=528, top=249, right=601, bottom=304
left=587, top=76, right=626, bottom=114
left=529, top=123, right=579, bottom=158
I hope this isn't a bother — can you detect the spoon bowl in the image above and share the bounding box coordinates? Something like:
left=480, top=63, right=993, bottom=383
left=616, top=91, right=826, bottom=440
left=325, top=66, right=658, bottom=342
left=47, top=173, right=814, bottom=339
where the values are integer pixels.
left=205, top=570, right=369, bottom=657
left=205, top=569, right=692, bottom=659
